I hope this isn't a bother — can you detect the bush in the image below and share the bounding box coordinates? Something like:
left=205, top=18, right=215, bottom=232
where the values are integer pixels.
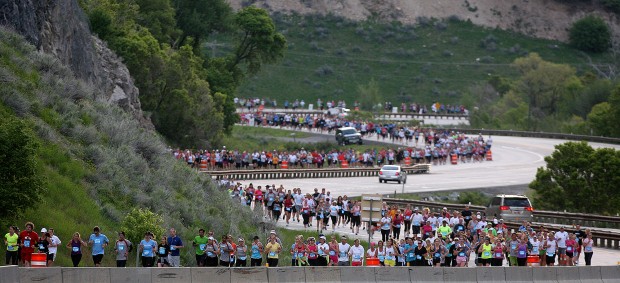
left=602, top=0, right=620, bottom=13
left=569, top=15, right=611, bottom=53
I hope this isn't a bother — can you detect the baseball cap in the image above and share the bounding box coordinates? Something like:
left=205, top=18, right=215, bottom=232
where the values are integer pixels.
left=208, top=237, right=215, bottom=240
left=270, top=230, right=276, bottom=234
left=320, top=236, right=326, bottom=240
left=41, top=228, right=47, bottom=233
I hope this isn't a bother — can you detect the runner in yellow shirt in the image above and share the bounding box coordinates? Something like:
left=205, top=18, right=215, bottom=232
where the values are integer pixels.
left=264, top=237, right=281, bottom=267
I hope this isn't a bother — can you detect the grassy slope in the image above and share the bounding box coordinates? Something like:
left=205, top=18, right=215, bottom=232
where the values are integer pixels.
left=0, top=28, right=259, bottom=266
left=211, top=14, right=609, bottom=107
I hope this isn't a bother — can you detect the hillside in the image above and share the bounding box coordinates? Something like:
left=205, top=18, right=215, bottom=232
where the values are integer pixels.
left=0, top=27, right=259, bottom=266
left=229, top=0, right=620, bottom=43
left=214, top=13, right=610, bottom=107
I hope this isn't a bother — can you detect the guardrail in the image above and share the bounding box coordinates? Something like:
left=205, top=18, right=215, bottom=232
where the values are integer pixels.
left=206, top=164, right=430, bottom=180
left=443, top=128, right=620, bottom=145
left=384, top=198, right=620, bottom=249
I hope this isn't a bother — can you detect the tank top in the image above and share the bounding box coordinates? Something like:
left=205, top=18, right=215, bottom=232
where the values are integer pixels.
left=205, top=244, right=217, bottom=258
left=481, top=244, right=492, bottom=259
left=377, top=247, right=386, bottom=261
left=493, top=246, right=504, bottom=259
left=251, top=243, right=261, bottom=259
left=308, top=245, right=318, bottom=259
left=385, top=247, right=396, bottom=260
left=236, top=245, right=247, bottom=260
left=71, top=240, right=82, bottom=255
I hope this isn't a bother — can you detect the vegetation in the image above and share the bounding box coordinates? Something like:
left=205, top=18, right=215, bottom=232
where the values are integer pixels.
left=529, top=141, right=620, bottom=215
left=79, top=0, right=285, bottom=148
left=569, top=15, right=611, bottom=53
left=0, top=28, right=260, bottom=266
left=211, top=13, right=611, bottom=110
left=120, top=208, right=166, bottom=248
left=0, top=117, right=45, bottom=221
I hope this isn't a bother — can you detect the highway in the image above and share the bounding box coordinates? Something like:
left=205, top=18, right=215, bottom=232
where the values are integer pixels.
left=240, top=129, right=620, bottom=266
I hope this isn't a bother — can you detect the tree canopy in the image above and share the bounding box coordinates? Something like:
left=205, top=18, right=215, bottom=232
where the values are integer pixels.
left=569, top=15, right=611, bottom=53
left=529, top=141, right=620, bottom=215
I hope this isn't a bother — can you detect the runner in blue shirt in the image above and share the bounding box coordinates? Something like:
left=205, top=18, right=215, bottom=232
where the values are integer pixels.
left=167, top=228, right=183, bottom=267
left=88, top=226, right=109, bottom=267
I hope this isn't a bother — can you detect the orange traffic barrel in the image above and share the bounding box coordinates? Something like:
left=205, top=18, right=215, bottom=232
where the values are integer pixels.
left=281, top=161, right=289, bottom=169
left=199, top=159, right=208, bottom=172
left=366, top=257, right=380, bottom=266
left=526, top=255, right=540, bottom=267
left=341, top=160, right=349, bottom=168
left=404, top=156, right=411, bottom=166
left=450, top=154, right=457, bottom=165
left=486, top=150, right=492, bottom=161
left=31, top=253, right=47, bottom=268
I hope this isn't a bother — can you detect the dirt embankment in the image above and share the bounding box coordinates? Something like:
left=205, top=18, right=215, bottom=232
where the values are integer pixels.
left=228, top=0, right=620, bottom=44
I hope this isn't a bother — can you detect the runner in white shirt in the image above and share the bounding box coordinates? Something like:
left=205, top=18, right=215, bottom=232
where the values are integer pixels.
left=337, top=236, right=351, bottom=266
left=293, top=190, right=304, bottom=222
left=348, top=239, right=365, bottom=266
left=555, top=227, right=569, bottom=266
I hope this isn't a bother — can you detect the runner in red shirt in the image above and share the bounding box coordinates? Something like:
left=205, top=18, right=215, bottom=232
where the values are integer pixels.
left=19, top=222, right=39, bottom=266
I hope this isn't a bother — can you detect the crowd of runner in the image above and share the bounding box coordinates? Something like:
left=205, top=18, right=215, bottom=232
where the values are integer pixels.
left=5, top=202, right=594, bottom=268
left=172, top=131, right=492, bottom=170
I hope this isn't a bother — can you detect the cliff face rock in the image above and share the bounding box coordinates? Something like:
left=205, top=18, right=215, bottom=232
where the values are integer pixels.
left=229, top=0, right=620, bottom=44
left=0, top=0, right=152, bottom=128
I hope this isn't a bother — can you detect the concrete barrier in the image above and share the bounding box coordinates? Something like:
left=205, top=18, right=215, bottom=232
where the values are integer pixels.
left=152, top=268, right=191, bottom=283
left=20, top=268, right=62, bottom=283
left=267, top=267, right=305, bottom=282
left=231, top=267, right=268, bottom=283
left=109, top=268, right=151, bottom=283
left=62, top=268, right=110, bottom=283
left=579, top=266, right=603, bottom=283
left=532, top=267, right=558, bottom=283
left=305, top=266, right=340, bottom=282
left=504, top=267, right=533, bottom=283
left=554, top=267, right=580, bottom=283
left=0, top=266, right=19, bottom=283
left=191, top=268, right=230, bottom=282
left=600, top=265, right=620, bottom=283
left=410, top=267, right=443, bottom=282
left=476, top=267, right=506, bottom=282
left=374, top=266, right=412, bottom=282
left=339, top=266, right=375, bottom=282
left=444, top=267, right=477, bottom=282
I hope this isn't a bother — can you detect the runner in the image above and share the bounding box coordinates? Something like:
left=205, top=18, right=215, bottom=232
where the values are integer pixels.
left=47, top=228, right=61, bottom=267
left=114, top=231, right=132, bottom=267
left=414, top=238, right=428, bottom=266
left=4, top=226, right=19, bottom=265
left=328, top=236, right=339, bottom=266
left=219, top=235, right=234, bottom=267
left=565, top=234, right=577, bottom=267
left=88, top=226, right=109, bottom=267
left=284, top=194, right=294, bottom=226
left=544, top=232, right=557, bottom=266
left=204, top=236, right=219, bottom=267
left=582, top=232, right=594, bottom=266
left=317, top=235, right=329, bottom=266
left=491, top=238, right=505, bottom=267
left=384, top=239, right=398, bottom=267
left=235, top=238, right=248, bottom=267
left=349, top=239, right=365, bottom=266
left=351, top=201, right=362, bottom=235
left=555, top=227, right=569, bottom=266
left=167, top=228, right=183, bottom=267
left=250, top=236, right=264, bottom=267
left=516, top=238, right=528, bottom=266
left=36, top=229, right=51, bottom=266
left=337, top=236, right=351, bottom=266
left=139, top=232, right=157, bottom=267
left=454, top=238, right=469, bottom=267
left=66, top=232, right=86, bottom=267
left=19, top=222, right=38, bottom=267
left=192, top=229, right=208, bottom=267
left=264, top=235, right=281, bottom=267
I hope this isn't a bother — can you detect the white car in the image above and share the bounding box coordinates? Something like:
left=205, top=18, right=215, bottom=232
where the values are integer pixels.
left=379, top=165, right=407, bottom=184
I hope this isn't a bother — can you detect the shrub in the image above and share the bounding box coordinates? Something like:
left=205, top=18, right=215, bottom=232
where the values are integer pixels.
left=314, top=65, right=334, bottom=77
left=601, top=0, right=620, bottom=13
left=450, top=36, right=459, bottom=45
left=569, top=15, right=611, bottom=53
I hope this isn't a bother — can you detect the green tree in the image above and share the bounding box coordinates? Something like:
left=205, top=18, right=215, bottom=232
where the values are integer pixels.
left=358, top=78, right=384, bottom=111
left=133, top=0, right=180, bottom=45
left=569, top=15, right=611, bottom=53
left=172, top=0, right=232, bottom=49
left=0, top=117, right=45, bottom=220
left=529, top=141, right=620, bottom=215
left=587, top=102, right=612, bottom=136
left=120, top=208, right=165, bottom=249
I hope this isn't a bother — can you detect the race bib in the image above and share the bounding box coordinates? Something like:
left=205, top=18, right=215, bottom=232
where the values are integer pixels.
left=495, top=252, right=502, bottom=258
left=483, top=251, right=491, bottom=257
left=532, top=247, right=539, bottom=254
left=405, top=216, right=411, bottom=220
left=170, top=246, right=175, bottom=251
left=378, top=255, right=385, bottom=261
left=416, top=255, right=422, bottom=260
left=72, top=247, right=79, bottom=252
left=585, top=246, right=592, bottom=252
left=230, top=256, right=235, bottom=262
left=546, top=251, right=555, bottom=257
left=8, top=245, right=14, bottom=251
left=395, top=224, right=401, bottom=228
left=239, top=256, right=247, bottom=260
left=458, top=252, right=466, bottom=257
left=199, top=244, right=206, bottom=251
left=118, top=245, right=124, bottom=251
left=340, top=252, right=347, bottom=258
left=434, top=252, right=441, bottom=258
left=353, top=254, right=361, bottom=261
left=511, top=244, right=517, bottom=250
left=159, top=247, right=166, bottom=255
left=329, top=251, right=336, bottom=256
left=386, top=255, right=395, bottom=261
left=567, top=247, right=573, bottom=252
left=309, top=253, right=317, bottom=258
left=95, top=239, right=101, bottom=244
left=518, top=250, right=526, bottom=256
left=143, top=249, right=152, bottom=257
left=39, top=244, right=44, bottom=250
left=408, top=252, right=414, bottom=258
left=269, top=252, right=276, bottom=257
left=207, top=252, right=214, bottom=257
left=285, top=208, right=292, bottom=212
left=24, top=240, right=30, bottom=247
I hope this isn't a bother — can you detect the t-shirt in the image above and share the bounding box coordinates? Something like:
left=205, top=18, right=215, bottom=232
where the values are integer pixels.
left=5, top=233, right=18, bottom=252
left=140, top=239, right=157, bottom=257
left=167, top=236, right=183, bottom=257
left=89, top=234, right=109, bottom=255
left=194, top=236, right=209, bottom=255
left=349, top=245, right=365, bottom=262
left=19, top=231, right=38, bottom=253
left=265, top=242, right=280, bottom=259
left=48, top=235, right=61, bottom=254
left=555, top=231, right=568, bottom=248
left=338, top=243, right=351, bottom=262
left=115, top=240, right=132, bottom=260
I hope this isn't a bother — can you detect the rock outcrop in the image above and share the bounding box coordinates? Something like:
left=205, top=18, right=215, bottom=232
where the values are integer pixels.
left=0, top=0, right=152, bottom=128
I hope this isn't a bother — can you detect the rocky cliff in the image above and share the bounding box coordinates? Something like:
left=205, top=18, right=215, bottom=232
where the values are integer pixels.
left=229, top=0, right=620, bottom=44
left=0, top=0, right=151, bottom=127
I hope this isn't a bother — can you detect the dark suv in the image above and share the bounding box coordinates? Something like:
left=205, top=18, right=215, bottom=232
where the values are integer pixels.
left=335, top=127, right=362, bottom=145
